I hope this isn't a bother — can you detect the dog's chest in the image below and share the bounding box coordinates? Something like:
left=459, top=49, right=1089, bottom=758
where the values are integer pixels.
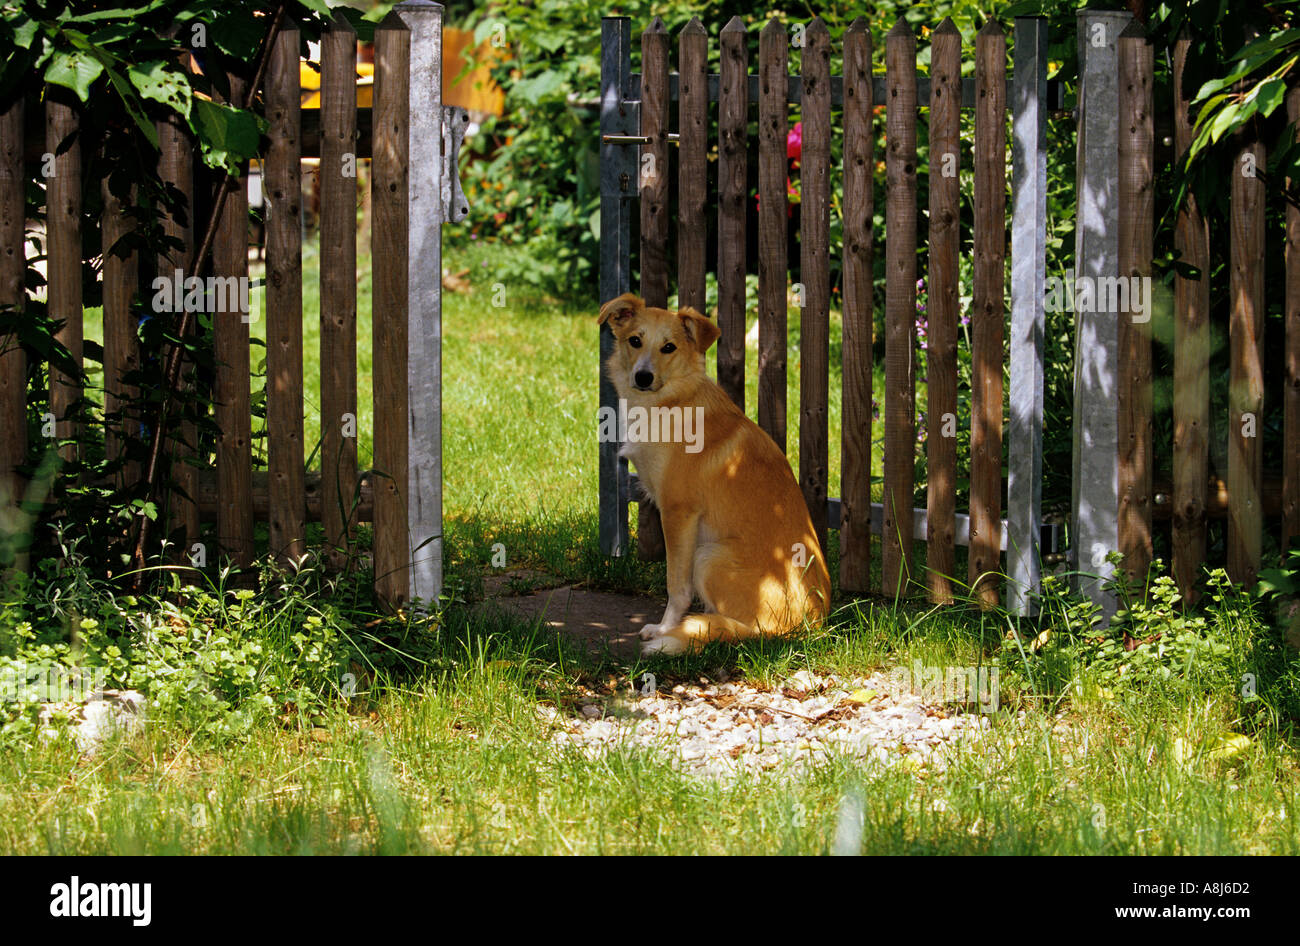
left=619, top=441, right=669, bottom=502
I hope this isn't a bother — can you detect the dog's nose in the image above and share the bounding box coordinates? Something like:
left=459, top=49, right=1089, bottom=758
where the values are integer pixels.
left=634, top=370, right=654, bottom=389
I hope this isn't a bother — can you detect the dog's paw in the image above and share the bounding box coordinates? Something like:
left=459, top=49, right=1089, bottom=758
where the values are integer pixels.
left=640, top=633, right=687, bottom=657
left=639, top=623, right=664, bottom=640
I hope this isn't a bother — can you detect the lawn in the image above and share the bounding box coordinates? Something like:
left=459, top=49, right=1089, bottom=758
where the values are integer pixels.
left=8, top=238, right=1298, bottom=856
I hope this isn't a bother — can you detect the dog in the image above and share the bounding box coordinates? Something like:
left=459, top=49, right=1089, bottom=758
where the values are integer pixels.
left=598, top=293, right=831, bottom=656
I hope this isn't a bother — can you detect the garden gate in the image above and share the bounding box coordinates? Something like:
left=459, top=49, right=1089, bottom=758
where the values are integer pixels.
left=598, top=12, right=1065, bottom=614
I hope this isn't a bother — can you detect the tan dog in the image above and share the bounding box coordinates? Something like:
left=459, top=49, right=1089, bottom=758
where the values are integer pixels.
left=598, top=293, right=830, bottom=656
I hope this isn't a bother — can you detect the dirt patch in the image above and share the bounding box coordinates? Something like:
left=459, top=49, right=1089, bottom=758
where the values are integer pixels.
left=483, top=582, right=659, bottom=660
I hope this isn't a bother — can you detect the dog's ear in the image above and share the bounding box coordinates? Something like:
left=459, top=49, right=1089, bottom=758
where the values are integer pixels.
left=678, top=307, right=721, bottom=353
left=598, top=293, right=643, bottom=328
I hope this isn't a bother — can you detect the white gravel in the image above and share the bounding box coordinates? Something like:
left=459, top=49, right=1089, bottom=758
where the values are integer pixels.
left=539, top=670, right=994, bottom=780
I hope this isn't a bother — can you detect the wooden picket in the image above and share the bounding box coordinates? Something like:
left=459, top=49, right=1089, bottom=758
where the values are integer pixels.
left=969, top=21, right=1005, bottom=608
left=0, top=96, right=22, bottom=509
left=925, top=18, right=960, bottom=606
left=371, top=13, right=411, bottom=607
left=799, top=17, right=831, bottom=557
left=1171, top=29, right=1210, bottom=604
left=716, top=17, right=747, bottom=409
left=1287, top=85, right=1300, bottom=554
left=882, top=18, right=917, bottom=601
left=757, top=18, right=788, bottom=455
left=266, top=26, right=307, bottom=567
left=1226, top=43, right=1266, bottom=589
left=155, top=108, right=200, bottom=548
left=838, top=17, right=873, bottom=596
left=320, top=15, right=360, bottom=570
left=46, top=87, right=82, bottom=466
left=1116, top=21, right=1153, bottom=583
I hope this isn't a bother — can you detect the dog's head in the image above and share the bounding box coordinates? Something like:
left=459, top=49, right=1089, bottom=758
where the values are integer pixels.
left=597, top=293, right=720, bottom=398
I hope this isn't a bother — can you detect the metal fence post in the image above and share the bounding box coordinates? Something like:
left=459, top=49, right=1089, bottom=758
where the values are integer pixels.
left=599, top=16, right=635, bottom=557
left=1072, top=9, right=1132, bottom=622
left=1008, top=17, right=1048, bottom=616
left=397, top=0, right=443, bottom=606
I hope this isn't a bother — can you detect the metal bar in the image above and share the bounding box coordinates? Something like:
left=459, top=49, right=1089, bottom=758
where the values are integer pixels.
left=397, top=0, right=443, bottom=607
left=1008, top=17, right=1049, bottom=616
left=1071, top=9, right=1131, bottom=622
left=599, top=15, right=634, bottom=556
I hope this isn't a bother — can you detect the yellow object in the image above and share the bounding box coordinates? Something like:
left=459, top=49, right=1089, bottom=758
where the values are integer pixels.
left=298, top=28, right=503, bottom=115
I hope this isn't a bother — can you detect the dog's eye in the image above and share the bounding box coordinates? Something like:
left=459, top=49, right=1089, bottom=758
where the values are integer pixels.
left=660, top=343, right=676, bottom=354
left=629, top=336, right=642, bottom=348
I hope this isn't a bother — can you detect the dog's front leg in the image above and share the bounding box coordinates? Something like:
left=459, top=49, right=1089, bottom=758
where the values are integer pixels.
left=639, top=505, right=700, bottom=641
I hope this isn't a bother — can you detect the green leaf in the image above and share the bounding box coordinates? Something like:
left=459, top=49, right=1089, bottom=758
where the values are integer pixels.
left=1208, top=101, right=1242, bottom=145
left=12, top=17, right=40, bottom=50
left=1254, top=78, right=1286, bottom=118
left=190, top=97, right=263, bottom=172
left=129, top=61, right=191, bottom=118
left=44, top=49, right=104, bottom=101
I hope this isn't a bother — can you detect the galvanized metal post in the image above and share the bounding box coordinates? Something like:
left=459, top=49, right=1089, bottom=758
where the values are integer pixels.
left=397, top=0, right=443, bottom=606
left=599, top=16, right=636, bottom=556
left=1008, top=17, right=1048, bottom=616
left=1072, top=9, right=1132, bottom=621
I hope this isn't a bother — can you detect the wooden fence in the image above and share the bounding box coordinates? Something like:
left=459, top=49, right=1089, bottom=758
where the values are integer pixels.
left=599, top=14, right=1064, bottom=612
left=0, top=5, right=460, bottom=608
left=600, top=10, right=1299, bottom=616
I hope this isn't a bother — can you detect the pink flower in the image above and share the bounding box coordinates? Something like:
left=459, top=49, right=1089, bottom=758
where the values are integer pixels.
left=787, top=121, right=802, bottom=161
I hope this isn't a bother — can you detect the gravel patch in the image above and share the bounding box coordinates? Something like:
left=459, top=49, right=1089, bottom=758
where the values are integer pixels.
left=540, top=670, right=994, bottom=780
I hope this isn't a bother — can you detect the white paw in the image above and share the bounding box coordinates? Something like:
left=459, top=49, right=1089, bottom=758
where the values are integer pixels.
left=639, top=623, right=664, bottom=640
left=640, top=634, right=686, bottom=657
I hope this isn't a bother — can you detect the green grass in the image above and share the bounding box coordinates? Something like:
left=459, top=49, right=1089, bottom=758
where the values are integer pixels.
left=17, top=237, right=1299, bottom=855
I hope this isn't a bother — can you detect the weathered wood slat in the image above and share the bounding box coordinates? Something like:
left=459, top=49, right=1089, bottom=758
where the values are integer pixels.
left=839, top=17, right=873, bottom=595
left=320, top=15, right=359, bottom=570
left=45, top=89, right=82, bottom=465
left=677, top=18, right=707, bottom=316
left=636, top=17, right=669, bottom=561
left=1172, top=29, right=1211, bottom=601
left=757, top=17, right=788, bottom=453
left=1226, top=32, right=1266, bottom=588
left=155, top=110, right=199, bottom=548
left=639, top=17, right=670, bottom=310
left=1117, top=21, right=1154, bottom=584
left=101, top=179, right=138, bottom=488
left=716, top=17, right=747, bottom=410
left=371, top=13, right=411, bottom=608
left=1, top=96, right=25, bottom=510
left=266, top=27, right=306, bottom=567
left=799, top=17, right=831, bottom=558
left=213, top=72, right=254, bottom=567
left=926, top=17, right=961, bottom=605
left=969, top=20, right=1005, bottom=608
left=883, top=19, right=917, bottom=600
left=1285, top=83, right=1300, bottom=553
